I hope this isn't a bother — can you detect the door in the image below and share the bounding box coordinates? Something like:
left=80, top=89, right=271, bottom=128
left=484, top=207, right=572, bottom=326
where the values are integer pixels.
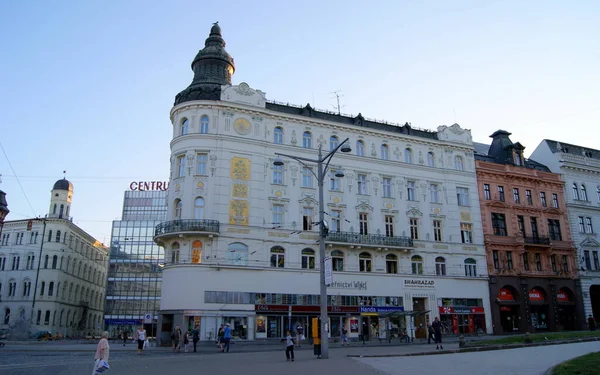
left=413, top=298, right=427, bottom=338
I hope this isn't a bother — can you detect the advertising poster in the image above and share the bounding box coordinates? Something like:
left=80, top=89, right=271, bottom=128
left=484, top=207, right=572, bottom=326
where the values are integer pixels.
left=256, top=317, right=266, bottom=333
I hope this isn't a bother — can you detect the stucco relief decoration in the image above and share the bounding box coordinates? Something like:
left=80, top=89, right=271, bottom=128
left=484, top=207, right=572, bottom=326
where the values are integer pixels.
left=418, top=151, right=424, bottom=165
left=420, top=183, right=427, bottom=201
left=221, top=82, right=267, bottom=108
left=229, top=199, right=249, bottom=225
left=210, top=155, right=218, bottom=177
left=291, top=130, right=297, bottom=145
left=372, top=176, right=380, bottom=196
left=234, top=82, right=253, bottom=96
left=355, top=200, right=373, bottom=212
left=186, top=153, right=195, bottom=176
left=233, top=118, right=252, bottom=135
left=290, top=165, right=298, bottom=186
left=436, top=124, right=473, bottom=144
left=230, top=157, right=250, bottom=181
left=232, top=183, right=249, bottom=198
left=318, top=134, right=326, bottom=149
left=229, top=157, right=251, bottom=225
left=406, top=207, right=423, bottom=217
left=345, top=172, right=354, bottom=192
left=371, top=143, right=377, bottom=157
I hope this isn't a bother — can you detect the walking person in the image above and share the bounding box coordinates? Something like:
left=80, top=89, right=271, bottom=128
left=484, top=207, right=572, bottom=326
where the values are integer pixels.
left=223, top=323, right=232, bottom=353
left=192, top=327, right=200, bottom=353
left=122, top=330, right=128, bottom=346
left=588, top=315, right=597, bottom=331
left=432, top=317, right=443, bottom=350
left=217, top=324, right=225, bottom=352
left=285, top=330, right=295, bottom=362
left=341, top=326, right=349, bottom=346
left=92, top=331, right=110, bottom=375
left=172, top=325, right=181, bottom=352
left=183, top=330, right=190, bottom=353
left=295, top=322, right=304, bottom=347
left=427, top=324, right=435, bottom=344
left=135, top=325, right=147, bottom=354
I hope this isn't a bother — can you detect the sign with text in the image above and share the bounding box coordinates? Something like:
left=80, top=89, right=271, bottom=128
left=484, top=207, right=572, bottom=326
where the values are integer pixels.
left=329, top=281, right=367, bottom=290
left=254, top=304, right=359, bottom=313
left=529, top=288, right=546, bottom=302
left=129, top=181, right=169, bottom=191
left=403, top=279, right=435, bottom=288
left=439, top=306, right=485, bottom=315
left=359, top=306, right=404, bottom=314
left=324, top=256, right=333, bottom=286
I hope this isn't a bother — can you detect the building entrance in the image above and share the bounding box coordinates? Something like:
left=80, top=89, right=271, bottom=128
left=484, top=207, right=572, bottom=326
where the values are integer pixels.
left=499, top=305, right=521, bottom=332
left=413, top=298, right=428, bottom=339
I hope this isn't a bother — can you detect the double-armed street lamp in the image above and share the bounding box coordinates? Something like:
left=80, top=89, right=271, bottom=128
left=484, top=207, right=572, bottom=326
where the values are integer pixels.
left=273, top=138, right=351, bottom=359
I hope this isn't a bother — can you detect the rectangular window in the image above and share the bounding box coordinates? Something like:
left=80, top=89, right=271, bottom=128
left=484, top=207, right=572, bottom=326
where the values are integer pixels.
left=460, top=223, right=473, bottom=243
left=430, top=184, right=439, bottom=203
left=493, top=250, right=500, bottom=269
left=331, top=210, right=341, bottom=233
left=584, top=250, right=592, bottom=270
left=540, top=192, right=547, bottom=207
left=382, top=177, right=392, bottom=198
left=329, top=170, right=341, bottom=191
left=457, top=187, right=469, bottom=206
left=579, top=216, right=586, bottom=233
left=484, top=184, right=491, bottom=200
left=407, top=181, right=416, bottom=201
left=357, top=174, right=368, bottom=195
left=410, top=218, right=419, bottom=240
left=593, top=251, right=600, bottom=270
left=506, top=251, right=513, bottom=269
left=433, top=220, right=442, bottom=242
left=526, top=190, right=532, bottom=205
left=548, top=219, right=562, bottom=241
left=177, top=155, right=186, bottom=177
left=531, top=217, right=539, bottom=238
left=562, top=255, right=569, bottom=272
left=196, top=153, right=208, bottom=175
left=551, top=254, right=557, bottom=272
left=301, top=167, right=313, bottom=188
left=491, top=213, right=507, bottom=236
left=535, top=253, right=542, bottom=271
left=552, top=193, right=559, bottom=208
left=498, top=186, right=505, bottom=201
left=273, top=164, right=283, bottom=184
left=586, top=217, right=594, bottom=234
left=385, top=215, right=394, bottom=237
left=359, top=213, right=368, bottom=235
left=302, top=207, right=313, bottom=231
left=523, top=252, right=529, bottom=271
left=517, top=216, right=525, bottom=236
left=513, top=188, right=520, bottom=203
left=272, top=204, right=283, bottom=225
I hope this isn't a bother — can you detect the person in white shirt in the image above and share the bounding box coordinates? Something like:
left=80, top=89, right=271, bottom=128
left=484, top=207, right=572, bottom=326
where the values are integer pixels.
left=135, top=326, right=147, bottom=354
left=92, top=331, right=110, bottom=375
left=285, top=330, right=294, bottom=362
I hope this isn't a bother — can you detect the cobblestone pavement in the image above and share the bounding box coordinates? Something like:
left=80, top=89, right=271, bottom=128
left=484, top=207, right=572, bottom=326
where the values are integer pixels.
left=358, top=341, right=600, bottom=375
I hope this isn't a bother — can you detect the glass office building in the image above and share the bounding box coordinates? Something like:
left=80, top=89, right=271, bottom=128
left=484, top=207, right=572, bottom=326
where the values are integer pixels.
left=104, top=190, right=166, bottom=339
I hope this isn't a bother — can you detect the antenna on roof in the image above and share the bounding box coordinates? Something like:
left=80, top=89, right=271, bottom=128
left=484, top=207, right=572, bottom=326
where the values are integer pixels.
left=331, top=90, right=345, bottom=115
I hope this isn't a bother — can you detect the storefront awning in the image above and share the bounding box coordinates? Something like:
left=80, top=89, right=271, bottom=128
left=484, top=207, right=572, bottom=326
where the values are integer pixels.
left=378, top=310, right=431, bottom=318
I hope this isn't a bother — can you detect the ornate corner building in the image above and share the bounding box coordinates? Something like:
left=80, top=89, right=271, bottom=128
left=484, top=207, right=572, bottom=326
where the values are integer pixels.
left=155, top=24, right=493, bottom=344
left=0, top=179, right=108, bottom=337
left=474, top=131, right=583, bottom=334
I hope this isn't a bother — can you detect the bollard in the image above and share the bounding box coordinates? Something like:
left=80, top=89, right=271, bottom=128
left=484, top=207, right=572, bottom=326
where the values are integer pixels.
left=524, top=332, right=533, bottom=344
left=458, top=334, right=466, bottom=348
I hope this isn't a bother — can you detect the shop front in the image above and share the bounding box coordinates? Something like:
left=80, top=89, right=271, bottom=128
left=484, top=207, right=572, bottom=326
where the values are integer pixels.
left=528, top=287, right=549, bottom=331
left=438, top=306, right=486, bottom=334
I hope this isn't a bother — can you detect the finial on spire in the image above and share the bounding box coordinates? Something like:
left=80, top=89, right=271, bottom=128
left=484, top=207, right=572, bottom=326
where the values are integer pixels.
left=63, top=170, right=66, bottom=179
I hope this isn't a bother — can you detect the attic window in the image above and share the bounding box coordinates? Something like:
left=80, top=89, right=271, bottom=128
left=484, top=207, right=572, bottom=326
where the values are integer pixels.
left=514, top=152, right=523, bottom=166
left=562, top=148, right=569, bottom=153
left=585, top=151, right=593, bottom=157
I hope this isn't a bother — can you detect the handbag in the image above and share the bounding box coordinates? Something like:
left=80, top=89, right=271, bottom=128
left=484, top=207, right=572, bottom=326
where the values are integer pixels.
left=94, top=359, right=110, bottom=374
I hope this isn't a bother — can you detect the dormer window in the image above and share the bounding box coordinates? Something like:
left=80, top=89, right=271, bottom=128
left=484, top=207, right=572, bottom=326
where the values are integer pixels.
left=514, top=152, right=523, bottom=166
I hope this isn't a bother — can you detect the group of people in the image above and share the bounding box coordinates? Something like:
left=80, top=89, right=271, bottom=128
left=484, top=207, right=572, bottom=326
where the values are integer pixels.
left=427, top=317, right=444, bottom=350
left=216, top=323, right=233, bottom=352
left=171, top=325, right=201, bottom=353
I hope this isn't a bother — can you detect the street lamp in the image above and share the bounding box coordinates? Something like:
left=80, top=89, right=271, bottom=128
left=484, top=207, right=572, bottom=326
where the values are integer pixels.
left=274, top=137, right=351, bottom=359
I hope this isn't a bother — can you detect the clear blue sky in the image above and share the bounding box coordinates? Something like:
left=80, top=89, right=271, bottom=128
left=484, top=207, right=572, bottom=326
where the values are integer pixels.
left=1, top=0, right=598, bottom=243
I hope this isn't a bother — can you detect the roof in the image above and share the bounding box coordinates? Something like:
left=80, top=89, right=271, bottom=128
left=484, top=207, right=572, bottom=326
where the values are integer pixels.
left=544, top=139, right=600, bottom=159
left=474, top=132, right=550, bottom=172
left=53, top=178, right=73, bottom=191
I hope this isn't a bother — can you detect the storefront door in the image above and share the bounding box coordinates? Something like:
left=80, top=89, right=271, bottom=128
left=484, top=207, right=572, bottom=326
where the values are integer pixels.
left=413, top=298, right=427, bottom=338
left=500, top=305, right=520, bottom=332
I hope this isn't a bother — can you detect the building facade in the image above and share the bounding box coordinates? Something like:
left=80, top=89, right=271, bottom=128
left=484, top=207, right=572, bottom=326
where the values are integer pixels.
left=531, top=140, right=600, bottom=322
left=0, top=179, right=108, bottom=337
left=156, top=24, right=493, bottom=344
left=474, top=131, right=583, bottom=335
left=104, top=187, right=167, bottom=339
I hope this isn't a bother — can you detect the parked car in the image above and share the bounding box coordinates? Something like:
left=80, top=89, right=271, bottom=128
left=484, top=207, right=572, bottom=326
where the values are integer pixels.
left=0, top=329, right=8, bottom=340
left=29, top=331, right=52, bottom=340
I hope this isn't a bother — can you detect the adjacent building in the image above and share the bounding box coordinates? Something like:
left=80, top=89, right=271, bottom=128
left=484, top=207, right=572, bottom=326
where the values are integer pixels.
left=155, top=23, right=493, bottom=344
left=531, top=140, right=600, bottom=321
left=474, top=131, right=583, bottom=334
left=104, top=186, right=167, bottom=339
left=0, top=179, right=108, bottom=336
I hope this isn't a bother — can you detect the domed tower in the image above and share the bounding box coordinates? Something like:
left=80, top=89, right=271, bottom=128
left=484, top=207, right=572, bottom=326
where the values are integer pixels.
left=174, top=22, right=236, bottom=105
left=48, top=178, right=73, bottom=219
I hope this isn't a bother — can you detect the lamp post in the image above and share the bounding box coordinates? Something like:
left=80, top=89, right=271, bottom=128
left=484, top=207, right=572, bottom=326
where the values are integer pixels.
left=274, top=138, right=351, bottom=359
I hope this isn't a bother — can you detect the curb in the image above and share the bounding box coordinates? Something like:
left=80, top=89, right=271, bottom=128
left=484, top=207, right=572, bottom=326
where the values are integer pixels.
left=347, top=337, right=600, bottom=358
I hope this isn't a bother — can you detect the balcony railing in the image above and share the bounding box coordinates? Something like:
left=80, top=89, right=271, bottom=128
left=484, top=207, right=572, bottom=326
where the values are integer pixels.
left=524, top=236, right=551, bottom=245
left=154, top=219, right=220, bottom=237
left=326, top=231, right=413, bottom=248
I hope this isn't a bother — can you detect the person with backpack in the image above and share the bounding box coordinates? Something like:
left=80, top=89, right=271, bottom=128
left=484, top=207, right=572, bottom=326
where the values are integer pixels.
left=192, top=327, right=200, bottom=353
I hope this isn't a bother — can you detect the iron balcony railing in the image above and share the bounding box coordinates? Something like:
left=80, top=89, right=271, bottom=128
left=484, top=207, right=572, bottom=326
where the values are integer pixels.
left=154, top=219, right=220, bottom=237
left=326, top=231, right=413, bottom=248
left=524, top=236, right=551, bottom=245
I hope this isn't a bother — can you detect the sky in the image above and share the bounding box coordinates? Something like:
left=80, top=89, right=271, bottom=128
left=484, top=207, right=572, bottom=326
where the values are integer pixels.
left=1, top=0, right=598, bottom=243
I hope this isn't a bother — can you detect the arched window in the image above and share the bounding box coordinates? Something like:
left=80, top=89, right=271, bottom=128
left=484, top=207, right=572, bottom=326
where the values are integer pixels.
left=581, top=184, right=588, bottom=201
left=66, top=310, right=71, bottom=327
left=48, top=281, right=54, bottom=296
left=330, top=136, right=339, bottom=151
left=427, top=152, right=435, bottom=167
left=19, top=308, right=26, bottom=320
left=59, top=204, right=64, bottom=218
left=303, top=131, right=312, bottom=148
left=191, top=240, right=202, bottom=264
left=48, top=230, right=53, bottom=242
left=597, top=186, right=600, bottom=203
left=78, top=263, right=82, bottom=277
left=227, top=242, right=248, bottom=265
left=52, top=204, right=57, bottom=215
left=274, top=127, right=283, bottom=144
left=200, top=115, right=209, bottom=134
left=386, top=254, right=398, bottom=274
left=174, top=199, right=182, bottom=219
left=180, top=118, right=189, bottom=135
left=41, top=281, right=46, bottom=296
left=194, top=197, right=205, bottom=220
left=56, top=282, right=60, bottom=298
left=68, top=284, right=73, bottom=301
left=359, top=252, right=372, bottom=272
left=381, top=144, right=389, bottom=160
left=573, top=183, right=580, bottom=200
left=301, top=249, right=315, bottom=269
left=59, top=309, right=64, bottom=327
left=55, top=230, right=61, bottom=242
left=435, top=256, right=446, bottom=276
left=3, top=308, right=10, bottom=324
left=270, top=246, right=285, bottom=268
left=83, top=265, right=88, bottom=280
left=44, top=255, right=49, bottom=269
left=455, top=156, right=464, bottom=171
left=171, top=242, right=180, bottom=264
left=66, top=257, right=70, bottom=273
left=52, top=255, right=58, bottom=269
left=411, top=255, right=423, bottom=275
left=331, top=250, right=344, bottom=271
left=464, top=258, right=477, bottom=277
left=74, top=286, right=79, bottom=302
left=404, top=148, right=413, bottom=163
left=44, top=310, right=50, bottom=325
left=356, top=140, right=365, bottom=157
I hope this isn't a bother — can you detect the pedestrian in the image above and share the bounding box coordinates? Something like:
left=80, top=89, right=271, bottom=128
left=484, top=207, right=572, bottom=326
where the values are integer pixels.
left=341, top=326, right=348, bottom=346
left=285, top=330, right=295, bottom=362
left=172, top=325, right=181, bottom=352
left=295, top=322, right=304, bottom=347
left=135, top=325, right=147, bottom=354
left=427, top=324, right=435, bottom=344
left=92, top=331, right=110, bottom=375
left=432, top=317, right=443, bottom=350
left=223, top=323, right=232, bottom=353
left=122, top=330, right=128, bottom=346
left=192, top=327, right=200, bottom=353
left=588, top=315, right=597, bottom=331
left=183, top=330, right=190, bottom=353
left=217, top=324, right=225, bottom=352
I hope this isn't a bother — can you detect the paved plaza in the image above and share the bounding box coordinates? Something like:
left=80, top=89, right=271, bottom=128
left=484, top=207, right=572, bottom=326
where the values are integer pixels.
left=0, top=340, right=598, bottom=375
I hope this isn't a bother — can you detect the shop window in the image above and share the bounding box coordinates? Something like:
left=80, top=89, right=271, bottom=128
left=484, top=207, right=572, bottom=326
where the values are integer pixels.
left=435, top=257, right=446, bottom=276
left=411, top=255, right=423, bottom=275
left=301, top=249, right=315, bottom=269
left=331, top=250, right=344, bottom=271
left=270, top=246, right=285, bottom=268
left=464, top=258, right=477, bottom=277
left=359, top=252, right=372, bottom=272
left=386, top=254, right=397, bottom=274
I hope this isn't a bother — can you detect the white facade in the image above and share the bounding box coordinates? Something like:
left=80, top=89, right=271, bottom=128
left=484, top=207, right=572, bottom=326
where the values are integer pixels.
left=531, top=140, right=600, bottom=319
left=0, top=179, right=108, bottom=337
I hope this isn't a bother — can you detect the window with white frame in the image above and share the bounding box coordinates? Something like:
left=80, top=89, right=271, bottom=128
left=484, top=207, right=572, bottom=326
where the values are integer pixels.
left=382, top=177, right=392, bottom=198
left=581, top=184, right=588, bottom=201
left=272, top=204, right=283, bottom=226
left=586, top=217, right=594, bottom=233
left=464, top=258, right=477, bottom=277
left=196, top=153, right=208, bottom=175
left=270, top=246, right=285, bottom=268
left=513, top=188, right=520, bottom=204
left=435, top=256, right=446, bottom=276
left=331, top=210, right=341, bottom=233
left=273, top=164, right=283, bottom=184
left=410, top=218, right=419, bottom=240
left=329, top=170, right=341, bottom=191
left=455, top=156, right=464, bottom=171
left=433, top=220, right=442, bottom=242
left=301, top=167, right=313, bottom=188
left=404, top=148, right=412, bottom=163
left=200, top=115, right=209, bottom=134
left=274, top=127, right=283, bottom=144
left=407, top=181, right=416, bottom=201
left=330, top=136, right=339, bottom=151
left=385, top=215, right=394, bottom=237
left=301, top=249, right=315, bottom=269
left=484, top=184, right=491, bottom=200
left=177, top=155, right=186, bottom=177
left=579, top=216, right=586, bottom=233
left=180, top=118, right=189, bottom=135
left=303, top=131, right=312, bottom=148
left=552, top=193, right=559, bottom=208
left=359, top=252, right=372, bottom=272
left=540, top=192, right=547, bottom=207
left=427, top=152, right=435, bottom=167
left=174, top=199, right=182, bottom=219
left=381, top=144, right=389, bottom=160
left=573, top=182, right=580, bottom=200
left=356, top=140, right=365, bottom=156
left=331, top=250, right=344, bottom=271
left=302, top=207, right=313, bottom=231
left=386, top=254, right=398, bottom=274
left=357, top=174, right=368, bottom=195
left=461, top=223, right=473, bottom=243
left=171, top=242, right=180, bottom=263
left=359, top=213, right=369, bottom=235
left=457, top=187, right=469, bottom=206
left=597, top=186, right=600, bottom=203
left=194, top=197, right=204, bottom=219
left=411, top=255, right=423, bottom=274
left=526, top=189, right=532, bottom=205
left=430, top=184, right=439, bottom=203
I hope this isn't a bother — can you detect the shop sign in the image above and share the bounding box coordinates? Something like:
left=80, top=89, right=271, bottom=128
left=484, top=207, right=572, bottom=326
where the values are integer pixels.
left=329, top=281, right=367, bottom=290
left=359, top=306, right=405, bottom=314
left=105, top=319, right=140, bottom=325
left=498, top=288, right=515, bottom=301
left=403, top=279, right=435, bottom=288
left=255, top=304, right=360, bottom=313
left=500, top=306, right=512, bottom=312
left=255, top=304, right=289, bottom=312
left=439, top=307, right=485, bottom=315
left=557, top=289, right=570, bottom=302
left=528, top=288, right=546, bottom=302
left=129, top=181, right=169, bottom=191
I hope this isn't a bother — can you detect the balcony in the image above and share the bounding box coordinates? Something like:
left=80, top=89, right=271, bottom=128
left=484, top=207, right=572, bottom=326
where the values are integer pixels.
left=523, top=236, right=551, bottom=246
left=326, top=231, right=413, bottom=249
left=154, top=219, right=220, bottom=242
